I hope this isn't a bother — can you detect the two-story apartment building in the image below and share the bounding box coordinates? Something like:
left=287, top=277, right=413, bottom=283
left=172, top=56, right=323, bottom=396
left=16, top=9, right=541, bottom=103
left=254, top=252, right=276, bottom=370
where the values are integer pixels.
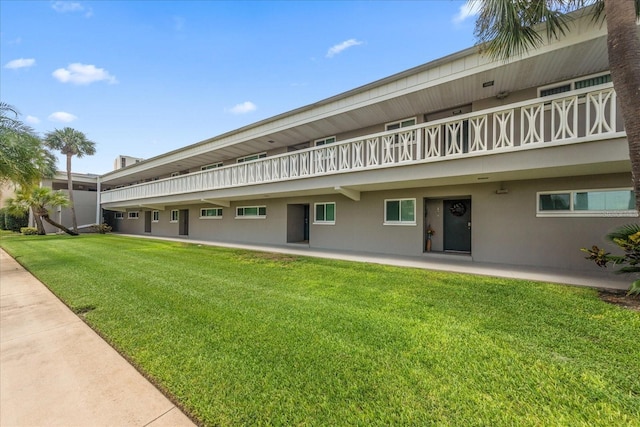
left=96, top=10, right=638, bottom=272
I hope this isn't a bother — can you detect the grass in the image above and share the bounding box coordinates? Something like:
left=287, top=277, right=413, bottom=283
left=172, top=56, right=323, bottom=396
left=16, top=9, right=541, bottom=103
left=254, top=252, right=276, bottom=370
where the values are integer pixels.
left=1, top=233, right=639, bottom=426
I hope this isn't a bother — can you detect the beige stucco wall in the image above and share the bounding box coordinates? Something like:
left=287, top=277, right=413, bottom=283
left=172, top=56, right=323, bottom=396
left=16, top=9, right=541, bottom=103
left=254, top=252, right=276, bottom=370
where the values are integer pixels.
left=108, top=172, right=634, bottom=272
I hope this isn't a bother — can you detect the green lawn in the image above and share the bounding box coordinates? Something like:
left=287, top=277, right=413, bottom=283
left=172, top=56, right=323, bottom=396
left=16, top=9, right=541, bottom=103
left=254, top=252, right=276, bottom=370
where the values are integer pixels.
left=1, top=233, right=639, bottom=426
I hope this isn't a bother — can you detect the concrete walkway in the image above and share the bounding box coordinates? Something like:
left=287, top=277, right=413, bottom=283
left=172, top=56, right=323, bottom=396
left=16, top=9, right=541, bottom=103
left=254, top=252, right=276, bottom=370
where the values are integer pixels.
left=122, top=234, right=631, bottom=290
left=0, top=249, right=195, bottom=427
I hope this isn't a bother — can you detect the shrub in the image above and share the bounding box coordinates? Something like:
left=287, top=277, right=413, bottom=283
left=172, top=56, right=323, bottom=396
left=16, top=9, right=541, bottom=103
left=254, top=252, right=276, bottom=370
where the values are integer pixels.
left=89, top=223, right=112, bottom=234
left=20, top=227, right=39, bottom=235
left=582, top=223, right=640, bottom=296
left=1, top=208, right=28, bottom=232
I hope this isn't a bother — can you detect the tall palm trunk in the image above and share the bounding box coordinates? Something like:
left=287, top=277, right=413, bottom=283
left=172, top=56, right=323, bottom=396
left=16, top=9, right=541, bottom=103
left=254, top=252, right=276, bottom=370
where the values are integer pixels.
left=66, top=153, right=78, bottom=232
left=604, top=0, right=640, bottom=210
left=30, top=206, right=46, bottom=235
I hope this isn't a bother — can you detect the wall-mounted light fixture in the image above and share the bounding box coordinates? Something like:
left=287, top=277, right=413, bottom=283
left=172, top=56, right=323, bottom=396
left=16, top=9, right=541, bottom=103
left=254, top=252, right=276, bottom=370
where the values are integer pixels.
left=496, top=91, right=510, bottom=100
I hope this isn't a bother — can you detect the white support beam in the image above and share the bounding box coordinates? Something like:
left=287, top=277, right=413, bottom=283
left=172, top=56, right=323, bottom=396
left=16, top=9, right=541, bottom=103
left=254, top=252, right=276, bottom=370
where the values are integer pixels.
left=201, top=198, right=230, bottom=207
left=140, top=204, right=165, bottom=211
left=335, top=186, right=360, bottom=201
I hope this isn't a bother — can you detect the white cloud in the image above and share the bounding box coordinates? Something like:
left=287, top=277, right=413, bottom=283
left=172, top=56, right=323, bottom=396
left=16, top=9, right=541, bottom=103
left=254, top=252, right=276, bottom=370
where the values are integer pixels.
left=26, top=115, right=41, bottom=124
left=326, top=39, right=363, bottom=58
left=227, top=101, right=257, bottom=114
left=51, top=1, right=93, bottom=17
left=452, top=1, right=480, bottom=24
left=48, top=111, right=78, bottom=123
left=4, top=58, right=36, bottom=69
left=52, top=63, right=118, bottom=85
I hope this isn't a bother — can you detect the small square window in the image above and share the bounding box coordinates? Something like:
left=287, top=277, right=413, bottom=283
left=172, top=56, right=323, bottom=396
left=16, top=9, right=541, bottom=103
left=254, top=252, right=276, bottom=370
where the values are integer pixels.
left=170, top=210, right=179, bottom=222
left=152, top=210, right=159, bottom=222
left=314, top=202, right=336, bottom=224
left=115, top=212, right=124, bottom=219
left=384, top=199, right=416, bottom=225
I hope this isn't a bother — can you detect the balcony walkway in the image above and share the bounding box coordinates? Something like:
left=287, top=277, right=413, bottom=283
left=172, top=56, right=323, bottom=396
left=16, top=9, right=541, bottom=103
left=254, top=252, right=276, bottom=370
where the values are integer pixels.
left=121, top=234, right=630, bottom=291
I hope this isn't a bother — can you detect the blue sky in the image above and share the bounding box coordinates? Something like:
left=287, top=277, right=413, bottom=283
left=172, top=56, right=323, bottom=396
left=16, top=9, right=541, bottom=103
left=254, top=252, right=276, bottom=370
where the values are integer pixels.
left=1, top=1, right=479, bottom=174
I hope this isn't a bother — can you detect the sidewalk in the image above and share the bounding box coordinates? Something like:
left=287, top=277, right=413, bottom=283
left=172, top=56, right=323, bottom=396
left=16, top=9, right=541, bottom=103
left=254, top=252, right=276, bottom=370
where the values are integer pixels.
left=0, top=249, right=196, bottom=427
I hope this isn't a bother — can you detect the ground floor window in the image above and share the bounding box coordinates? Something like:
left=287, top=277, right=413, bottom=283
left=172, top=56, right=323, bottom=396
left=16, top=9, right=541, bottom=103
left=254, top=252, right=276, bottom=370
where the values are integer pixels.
left=384, top=198, right=416, bottom=225
left=236, top=206, right=266, bottom=218
left=537, top=188, right=637, bottom=217
left=200, top=208, right=223, bottom=219
left=128, top=211, right=139, bottom=219
left=152, top=210, right=159, bottom=222
left=115, top=212, right=124, bottom=219
left=170, top=209, right=179, bottom=222
left=314, top=202, right=335, bottom=224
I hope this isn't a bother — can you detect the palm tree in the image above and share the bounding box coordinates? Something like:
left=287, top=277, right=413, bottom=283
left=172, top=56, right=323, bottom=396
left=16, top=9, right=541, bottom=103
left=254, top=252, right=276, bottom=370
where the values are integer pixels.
left=43, top=127, right=96, bottom=232
left=6, top=186, right=77, bottom=236
left=473, top=0, right=640, bottom=209
left=0, top=102, right=56, bottom=186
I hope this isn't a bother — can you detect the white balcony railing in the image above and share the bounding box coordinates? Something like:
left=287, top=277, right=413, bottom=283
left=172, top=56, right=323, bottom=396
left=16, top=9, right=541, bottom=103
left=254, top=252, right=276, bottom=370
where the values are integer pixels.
left=101, top=84, right=623, bottom=204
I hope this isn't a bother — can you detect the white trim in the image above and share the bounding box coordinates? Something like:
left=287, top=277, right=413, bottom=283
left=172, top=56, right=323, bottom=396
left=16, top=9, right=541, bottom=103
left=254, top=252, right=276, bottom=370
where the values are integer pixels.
left=170, top=209, right=179, bottom=223
left=152, top=210, right=159, bottom=222
left=538, top=71, right=611, bottom=97
left=127, top=211, right=139, bottom=219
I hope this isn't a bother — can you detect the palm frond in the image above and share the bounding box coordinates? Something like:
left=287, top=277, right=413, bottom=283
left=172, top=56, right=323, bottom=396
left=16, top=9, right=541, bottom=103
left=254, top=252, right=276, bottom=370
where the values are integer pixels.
left=606, top=224, right=640, bottom=242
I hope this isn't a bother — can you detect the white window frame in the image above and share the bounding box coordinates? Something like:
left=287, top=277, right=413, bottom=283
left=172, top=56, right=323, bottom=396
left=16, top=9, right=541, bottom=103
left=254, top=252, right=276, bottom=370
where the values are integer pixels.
left=127, top=211, right=139, bottom=219
left=313, top=202, right=336, bottom=225
left=200, top=207, right=223, bottom=219
left=314, top=136, right=336, bottom=147
left=235, top=205, right=266, bottom=219
left=201, top=162, right=223, bottom=171
left=236, top=152, right=267, bottom=163
left=538, top=71, right=612, bottom=97
left=385, top=117, right=417, bottom=131
left=152, top=210, right=159, bottom=222
left=170, top=209, right=179, bottom=223
left=115, top=212, right=124, bottom=219
left=384, top=198, right=417, bottom=226
left=536, top=188, right=638, bottom=218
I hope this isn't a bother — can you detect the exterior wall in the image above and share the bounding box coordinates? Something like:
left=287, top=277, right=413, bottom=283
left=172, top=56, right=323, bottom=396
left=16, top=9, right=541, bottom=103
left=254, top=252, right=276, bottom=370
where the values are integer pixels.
left=111, top=172, right=633, bottom=272
left=43, top=189, right=98, bottom=233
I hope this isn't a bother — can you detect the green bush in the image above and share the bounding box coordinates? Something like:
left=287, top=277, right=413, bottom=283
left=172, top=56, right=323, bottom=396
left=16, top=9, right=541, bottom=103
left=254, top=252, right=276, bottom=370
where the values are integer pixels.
left=0, top=210, right=5, bottom=230
left=1, top=208, right=28, bottom=232
left=582, top=223, right=640, bottom=296
left=20, top=227, right=39, bottom=235
left=89, top=223, right=112, bottom=234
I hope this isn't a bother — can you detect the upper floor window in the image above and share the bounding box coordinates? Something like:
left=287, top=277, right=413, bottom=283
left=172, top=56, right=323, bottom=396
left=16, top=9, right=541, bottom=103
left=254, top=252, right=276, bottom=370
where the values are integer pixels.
left=314, top=136, right=336, bottom=147
left=539, top=72, right=611, bottom=97
left=537, top=188, right=637, bottom=217
left=201, top=162, right=223, bottom=170
left=386, top=118, right=416, bottom=131
left=237, top=153, right=267, bottom=163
